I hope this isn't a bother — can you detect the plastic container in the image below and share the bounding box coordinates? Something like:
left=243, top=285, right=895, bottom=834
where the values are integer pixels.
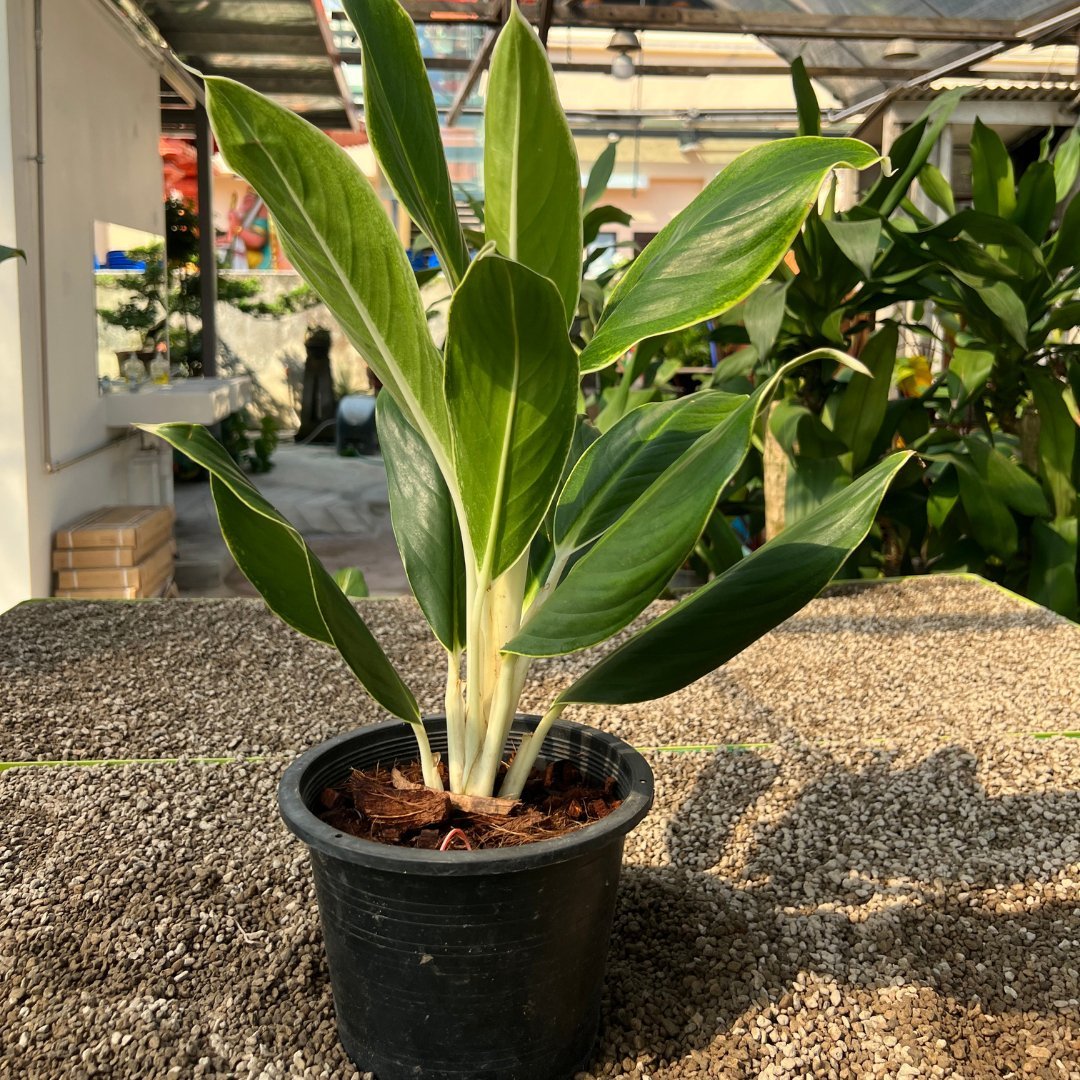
left=279, top=715, right=654, bottom=1080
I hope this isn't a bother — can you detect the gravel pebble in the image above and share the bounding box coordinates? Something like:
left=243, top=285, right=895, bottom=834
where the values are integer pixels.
left=1, top=577, right=1077, bottom=761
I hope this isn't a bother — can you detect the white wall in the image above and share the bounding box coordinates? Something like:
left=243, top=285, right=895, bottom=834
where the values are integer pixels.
left=1, top=0, right=163, bottom=610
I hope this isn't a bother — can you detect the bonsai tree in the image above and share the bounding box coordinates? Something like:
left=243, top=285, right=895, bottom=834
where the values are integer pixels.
left=144, top=0, right=912, bottom=799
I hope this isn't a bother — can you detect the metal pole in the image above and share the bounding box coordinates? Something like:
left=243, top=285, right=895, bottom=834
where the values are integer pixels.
left=194, top=103, right=218, bottom=378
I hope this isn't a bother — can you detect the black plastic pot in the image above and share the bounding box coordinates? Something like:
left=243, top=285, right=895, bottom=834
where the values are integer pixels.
left=279, top=715, right=654, bottom=1080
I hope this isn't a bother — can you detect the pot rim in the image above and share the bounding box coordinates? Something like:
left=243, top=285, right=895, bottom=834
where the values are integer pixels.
left=278, top=716, right=654, bottom=875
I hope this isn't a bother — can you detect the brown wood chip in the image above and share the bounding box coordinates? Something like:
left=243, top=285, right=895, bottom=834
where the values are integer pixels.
left=447, top=791, right=522, bottom=817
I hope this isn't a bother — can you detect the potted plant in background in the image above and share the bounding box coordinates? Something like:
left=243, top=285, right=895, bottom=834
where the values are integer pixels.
left=143, top=3, right=912, bottom=1077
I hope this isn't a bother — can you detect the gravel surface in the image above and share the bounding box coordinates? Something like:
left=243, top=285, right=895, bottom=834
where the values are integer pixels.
left=1, top=575, right=1078, bottom=1077
left=1, top=576, right=1076, bottom=762
left=2, top=738, right=1078, bottom=1078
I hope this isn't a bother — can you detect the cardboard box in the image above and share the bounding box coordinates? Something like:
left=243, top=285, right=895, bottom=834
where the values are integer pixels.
left=54, top=506, right=174, bottom=552
left=55, top=540, right=174, bottom=592
left=52, top=538, right=177, bottom=571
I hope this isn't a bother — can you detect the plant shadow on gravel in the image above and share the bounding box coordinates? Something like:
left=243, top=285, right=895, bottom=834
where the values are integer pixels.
left=589, top=743, right=1080, bottom=1074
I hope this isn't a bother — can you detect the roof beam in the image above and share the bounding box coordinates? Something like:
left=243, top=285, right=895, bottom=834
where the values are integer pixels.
left=446, top=29, right=498, bottom=126
left=165, top=31, right=327, bottom=57
left=400, top=2, right=1016, bottom=42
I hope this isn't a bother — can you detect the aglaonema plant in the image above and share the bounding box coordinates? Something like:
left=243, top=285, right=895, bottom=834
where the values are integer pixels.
left=144, top=0, right=912, bottom=801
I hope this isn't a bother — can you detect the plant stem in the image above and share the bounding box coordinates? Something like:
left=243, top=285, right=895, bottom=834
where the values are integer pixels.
left=414, top=722, right=445, bottom=791
left=498, top=702, right=565, bottom=799
left=444, top=649, right=466, bottom=791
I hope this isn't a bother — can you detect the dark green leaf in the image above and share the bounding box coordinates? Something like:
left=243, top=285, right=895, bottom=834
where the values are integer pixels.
left=953, top=457, right=1018, bottom=559
left=558, top=452, right=913, bottom=705
left=205, top=77, right=448, bottom=451
left=790, top=57, right=820, bottom=138
left=964, top=436, right=1049, bottom=518
left=485, top=7, right=582, bottom=325
left=743, top=280, right=788, bottom=363
left=832, top=322, right=898, bottom=470
left=1013, top=161, right=1056, bottom=242
left=1029, top=517, right=1078, bottom=619
left=445, top=254, right=578, bottom=578
left=377, top=393, right=466, bottom=651
left=1030, top=368, right=1079, bottom=519
left=927, top=467, right=959, bottom=530
left=583, top=140, right=618, bottom=211
left=143, top=422, right=419, bottom=723
left=1049, top=191, right=1080, bottom=274
left=1054, top=127, right=1080, bottom=204
left=583, top=204, right=632, bottom=247
left=822, top=217, right=882, bottom=279
left=946, top=346, right=994, bottom=409
left=579, top=138, right=880, bottom=373
left=342, top=0, right=469, bottom=285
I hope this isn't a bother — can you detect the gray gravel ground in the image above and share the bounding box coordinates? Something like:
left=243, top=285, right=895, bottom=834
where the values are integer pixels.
left=1, top=577, right=1076, bottom=762
left=2, top=740, right=1079, bottom=1078
left=1, top=576, right=1078, bottom=1078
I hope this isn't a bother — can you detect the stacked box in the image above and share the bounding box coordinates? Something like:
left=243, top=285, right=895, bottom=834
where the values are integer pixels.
left=52, top=506, right=176, bottom=599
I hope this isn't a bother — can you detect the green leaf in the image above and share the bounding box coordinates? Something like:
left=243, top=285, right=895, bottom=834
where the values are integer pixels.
left=1029, top=517, right=1078, bottom=619
left=553, top=391, right=746, bottom=552
left=822, top=217, right=882, bottom=279
left=769, top=401, right=847, bottom=460
left=832, top=322, right=898, bottom=469
left=485, top=6, right=582, bottom=325
left=953, top=457, right=1018, bottom=559
left=971, top=118, right=1016, bottom=219
left=333, top=567, right=369, bottom=599
left=510, top=350, right=867, bottom=656
left=445, top=254, right=578, bottom=578
left=1053, top=127, right=1080, bottom=204
left=784, top=457, right=851, bottom=526
left=743, top=280, right=788, bottom=363
left=1049, top=191, right=1080, bottom=275
left=790, top=57, right=820, bottom=138
left=946, top=346, right=994, bottom=409
left=1030, top=368, right=1079, bottom=519
left=205, top=77, right=448, bottom=452
left=143, top=423, right=419, bottom=723
left=342, top=0, right=469, bottom=286
left=558, top=452, right=913, bottom=705
left=964, top=436, right=1049, bottom=518
left=972, top=280, right=1028, bottom=348
left=583, top=204, right=632, bottom=247
left=927, top=467, right=959, bottom=530
left=584, top=140, right=618, bottom=211
left=1013, top=160, right=1056, bottom=243
left=377, top=393, right=466, bottom=651
left=578, top=137, right=880, bottom=373
left=918, top=163, right=955, bottom=216
left=863, top=88, right=965, bottom=218
left=0, top=245, right=25, bottom=264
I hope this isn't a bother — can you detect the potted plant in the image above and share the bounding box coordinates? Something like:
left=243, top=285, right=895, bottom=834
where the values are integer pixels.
left=143, top=4, right=912, bottom=1077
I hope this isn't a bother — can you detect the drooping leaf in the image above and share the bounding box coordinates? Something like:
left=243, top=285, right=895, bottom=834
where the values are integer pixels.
left=1053, top=127, right=1080, bottom=204
left=142, top=423, right=419, bottom=723
left=1030, top=367, right=1079, bottom=519
left=342, top=0, right=469, bottom=286
left=743, top=280, right=788, bottom=363
left=333, top=567, right=369, bottom=598
left=970, top=118, right=1016, bottom=219
left=1049, top=191, right=1080, bottom=275
left=971, top=280, right=1028, bottom=349
left=377, top=393, right=466, bottom=652
left=583, top=140, right=618, bottom=211
left=951, top=456, right=1018, bottom=559
left=583, top=204, right=632, bottom=247
left=946, top=346, right=994, bottom=409
left=918, top=163, right=955, bottom=216
left=822, top=217, right=882, bottom=279
left=445, top=254, right=578, bottom=579
left=557, top=452, right=913, bottom=705
left=578, top=137, right=880, bottom=373
left=204, top=77, right=448, bottom=452
left=833, top=322, right=898, bottom=470
left=485, top=6, right=582, bottom=325
left=790, top=57, right=820, bottom=138
left=553, top=391, right=746, bottom=552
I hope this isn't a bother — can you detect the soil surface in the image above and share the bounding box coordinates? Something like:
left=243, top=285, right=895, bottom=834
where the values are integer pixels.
left=319, top=758, right=620, bottom=849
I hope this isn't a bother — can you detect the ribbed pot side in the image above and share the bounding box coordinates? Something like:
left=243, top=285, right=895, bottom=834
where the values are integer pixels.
left=279, top=715, right=654, bottom=1080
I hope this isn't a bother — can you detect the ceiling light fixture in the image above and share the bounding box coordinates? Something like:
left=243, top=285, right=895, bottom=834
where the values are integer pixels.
left=611, top=52, right=636, bottom=79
